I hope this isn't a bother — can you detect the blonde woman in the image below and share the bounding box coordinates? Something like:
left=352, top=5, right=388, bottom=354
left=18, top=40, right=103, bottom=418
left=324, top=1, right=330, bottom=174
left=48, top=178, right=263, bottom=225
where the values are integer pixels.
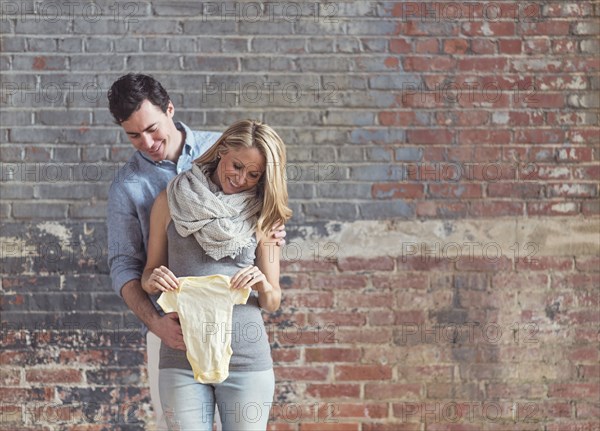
left=141, top=119, right=292, bottom=430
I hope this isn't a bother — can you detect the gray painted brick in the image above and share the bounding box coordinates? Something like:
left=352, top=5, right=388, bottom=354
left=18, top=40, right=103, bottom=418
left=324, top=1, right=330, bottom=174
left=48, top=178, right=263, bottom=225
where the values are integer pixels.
left=169, top=38, right=198, bottom=52
left=153, top=2, right=206, bottom=16
left=346, top=20, right=398, bottom=35
left=308, top=37, right=335, bottom=53
left=317, top=183, right=372, bottom=199
left=128, top=54, right=183, bottom=71
left=35, top=183, right=109, bottom=200
left=326, top=110, right=375, bottom=126
left=71, top=54, right=125, bottom=71
left=15, top=19, right=70, bottom=35
left=12, top=55, right=67, bottom=71
left=369, top=74, right=422, bottom=90
left=183, top=20, right=237, bottom=35
left=57, top=37, right=83, bottom=52
left=37, top=110, right=90, bottom=126
left=221, top=37, right=249, bottom=53
left=113, top=38, right=140, bottom=52
left=349, top=164, right=407, bottom=181
left=349, top=128, right=405, bottom=145
left=1, top=36, right=26, bottom=51
left=142, top=37, right=169, bottom=52
left=0, top=144, right=25, bottom=162
left=69, top=201, right=108, bottom=219
left=287, top=183, right=316, bottom=199
left=129, top=19, right=181, bottom=35
left=11, top=128, right=65, bottom=143
left=0, top=111, right=33, bottom=125
left=396, top=147, right=424, bottom=162
left=0, top=184, right=35, bottom=199
left=82, top=147, right=109, bottom=162
left=13, top=202, right=68, bottom=219
left=27, top=37, right=58, bottom=52
left=303, top=202, right=359, bottom=221
left=84, top=37, right=112, bottom=52
left=339, top=146, right=365, bottom=162
left=366, top=147, right=393, bottom=162
left=183, top=56, right=239, bottom=72
left=0, top=202, right=11, bottom=218
left=52, top=147, right=81, bottom=163
left=359, top=201, right=415, bottom=219
left=73, top=18, right=127, bottom=35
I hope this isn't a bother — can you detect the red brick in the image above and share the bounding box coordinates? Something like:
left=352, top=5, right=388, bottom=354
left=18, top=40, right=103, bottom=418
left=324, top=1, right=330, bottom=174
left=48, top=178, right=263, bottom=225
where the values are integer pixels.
left=299, top=423, right=359, bottom=431
left=363, top=423, right=420, bottom=431
left=458, top=129, right=511, bottom=145
left=372, top=183, right=424, bottom=199
left=568, top=347, right=600, bottom=363
left=415, top=38, right=439, bottom=54
left=515, top=129, right=566, bottom=144
left=568, top=128, right=600, bottom=145
left=0, top=388, right=54, bottom=403
left=520, top=93, right=566, bottom=109
left=461, top=21, right=515, bottom=37
left=306, top=383, right=360, bottom=398
left=394, top=310, right=425, bottom=325
left=488, top=182, right=544, bottom=199
left=286, top=292, right=333, bottom=308
left=471, top=39, right=496, bottom=55
left=458, top=57, right=507, bottom=72
left=373, top=273, right=429, bottom=289
left=305, top=347, right=361, bottom=363
left=334, top=364, right=392, bottom=381
left=443, top=39, right=469, bottom=55
left=455, top=256, right=512, bottom=272
left=403, top=56, right=457, bottom=72
left=367, top=310, right=395, bottom=326
left=337, top=292, right=394, bottom=308
left=582, top=200, right=600, bottom=216
left=524, top=38, right=551, bottom=54
left=519, top=21, right=571, bottom=36
left=274, top=366, right=329, bottom=381
left=378, top=111, right=418, bottom=127
left=572, top=165, right=600, bottom=181
left=390, top=38, right=412, bottom=54
left=548, top=383, right=599, bottom=398
left=312, top=275, right=368, bottom=290
left=469, top=201, right=524, bottom=217
left=527, top=202, right=580, bottom=216
left=575, top=256, right=600, bottom=272
left=271, top=348, right=300, bottom=363
left=365, top=383, right=421, bottom=399
left=498, top=39, right=522, bottom=54
left=307, top=311, right=366, bottom=327
left=335, top=328, right=392, bottom=344
left=25, top=368, right=82, bottom=384
left=515, top=257, right=573, bottom=271
left=276, top=326, right=337, bottom=346
left=327, top=402, right=388, bottom=419
left=417, top=201, right=469, bottom=219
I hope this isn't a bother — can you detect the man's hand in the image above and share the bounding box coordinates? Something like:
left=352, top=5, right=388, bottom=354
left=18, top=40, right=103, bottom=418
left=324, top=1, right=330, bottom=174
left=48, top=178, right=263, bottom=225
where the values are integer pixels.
left=151, top=312, right=185, bottom=351
left=270, top=222, right=286, bottom=247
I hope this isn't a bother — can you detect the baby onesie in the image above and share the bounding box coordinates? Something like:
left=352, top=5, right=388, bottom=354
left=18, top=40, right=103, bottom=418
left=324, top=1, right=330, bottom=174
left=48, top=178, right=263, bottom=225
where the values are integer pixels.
left=157, top=274, right=251, bottom=384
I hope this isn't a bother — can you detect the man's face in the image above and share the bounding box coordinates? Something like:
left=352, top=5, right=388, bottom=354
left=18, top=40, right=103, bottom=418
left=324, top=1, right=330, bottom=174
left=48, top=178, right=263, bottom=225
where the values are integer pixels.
left=121, top=99, right=178, bottom=162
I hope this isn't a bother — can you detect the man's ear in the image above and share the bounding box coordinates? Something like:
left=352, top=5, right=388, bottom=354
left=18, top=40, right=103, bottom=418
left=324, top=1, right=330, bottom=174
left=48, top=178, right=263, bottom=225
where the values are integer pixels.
left=166, top=101, right=175, bottom=118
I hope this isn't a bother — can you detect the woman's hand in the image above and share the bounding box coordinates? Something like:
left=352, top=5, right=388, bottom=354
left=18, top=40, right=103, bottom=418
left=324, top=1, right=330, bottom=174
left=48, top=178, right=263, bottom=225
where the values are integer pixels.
left=145, top=265, right=179, bottom=293
left=230, top=265, right=272, bottom=293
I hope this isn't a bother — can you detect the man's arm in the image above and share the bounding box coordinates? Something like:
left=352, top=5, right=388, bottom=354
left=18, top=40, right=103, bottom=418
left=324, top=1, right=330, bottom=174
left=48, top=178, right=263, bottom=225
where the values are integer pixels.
left=121, top=279, right=184, bottom=350
left=107, top=180, right=185, bottom=350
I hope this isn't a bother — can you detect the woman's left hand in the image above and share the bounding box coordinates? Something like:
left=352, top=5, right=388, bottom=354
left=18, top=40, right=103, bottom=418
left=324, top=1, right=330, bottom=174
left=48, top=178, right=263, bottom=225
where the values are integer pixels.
left=230, top=265, right=270, bottom=292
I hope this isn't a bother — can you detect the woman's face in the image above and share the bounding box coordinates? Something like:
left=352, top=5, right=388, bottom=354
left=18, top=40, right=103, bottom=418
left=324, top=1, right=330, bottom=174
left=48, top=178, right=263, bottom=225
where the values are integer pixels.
left=214, top=146, right=265, bottom=194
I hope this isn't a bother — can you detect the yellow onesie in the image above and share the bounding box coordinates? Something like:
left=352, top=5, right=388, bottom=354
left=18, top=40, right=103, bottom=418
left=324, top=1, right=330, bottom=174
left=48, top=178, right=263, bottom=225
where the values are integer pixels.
left=157, top=275, right=251, bottom=384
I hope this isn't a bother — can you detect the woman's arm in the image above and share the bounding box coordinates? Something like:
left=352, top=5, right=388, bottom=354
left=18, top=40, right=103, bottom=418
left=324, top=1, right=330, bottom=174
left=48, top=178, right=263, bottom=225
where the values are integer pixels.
left=141, top=191, right=179, bottom=295
left=230, top=230, right=282, bottom=312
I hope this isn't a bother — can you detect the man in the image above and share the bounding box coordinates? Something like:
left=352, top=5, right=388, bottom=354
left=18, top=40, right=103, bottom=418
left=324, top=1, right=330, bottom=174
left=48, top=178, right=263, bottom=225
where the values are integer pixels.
left=106, top=73, right=285, bottom=429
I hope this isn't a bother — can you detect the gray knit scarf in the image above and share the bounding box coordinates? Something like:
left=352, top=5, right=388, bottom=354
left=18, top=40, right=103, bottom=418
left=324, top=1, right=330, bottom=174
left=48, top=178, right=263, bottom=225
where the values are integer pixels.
left=166, top=163, right=262, bottom=260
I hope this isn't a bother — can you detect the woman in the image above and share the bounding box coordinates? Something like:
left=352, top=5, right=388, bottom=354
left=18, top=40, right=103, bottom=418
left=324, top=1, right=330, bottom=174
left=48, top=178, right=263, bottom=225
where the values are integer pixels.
left=141, top=119, right=292, bottom=430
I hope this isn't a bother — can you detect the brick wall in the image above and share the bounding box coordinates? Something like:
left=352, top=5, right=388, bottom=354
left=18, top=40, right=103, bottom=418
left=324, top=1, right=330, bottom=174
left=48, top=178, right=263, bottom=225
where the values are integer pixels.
left=1, top=1, right=599, bottom=430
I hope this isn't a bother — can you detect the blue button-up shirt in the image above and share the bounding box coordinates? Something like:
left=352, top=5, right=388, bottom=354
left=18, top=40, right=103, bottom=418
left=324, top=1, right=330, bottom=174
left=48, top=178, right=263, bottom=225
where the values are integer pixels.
left=107, top=122, right=221, bottom=301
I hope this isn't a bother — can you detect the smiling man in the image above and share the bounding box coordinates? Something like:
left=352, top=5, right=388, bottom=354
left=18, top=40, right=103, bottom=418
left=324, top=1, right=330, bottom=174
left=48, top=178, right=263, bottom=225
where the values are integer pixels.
left=106, top=73, right=285, bottom=429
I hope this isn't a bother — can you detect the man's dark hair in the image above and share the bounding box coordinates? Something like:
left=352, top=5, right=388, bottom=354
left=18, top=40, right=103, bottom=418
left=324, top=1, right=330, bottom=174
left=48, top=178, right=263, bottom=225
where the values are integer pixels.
left=107, top=73, right=171, bottom=124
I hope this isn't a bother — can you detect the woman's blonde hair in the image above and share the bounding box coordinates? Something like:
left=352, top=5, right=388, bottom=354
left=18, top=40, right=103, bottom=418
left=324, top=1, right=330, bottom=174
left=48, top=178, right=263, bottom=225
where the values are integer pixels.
left=195, top=119, right=292, bottom=236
